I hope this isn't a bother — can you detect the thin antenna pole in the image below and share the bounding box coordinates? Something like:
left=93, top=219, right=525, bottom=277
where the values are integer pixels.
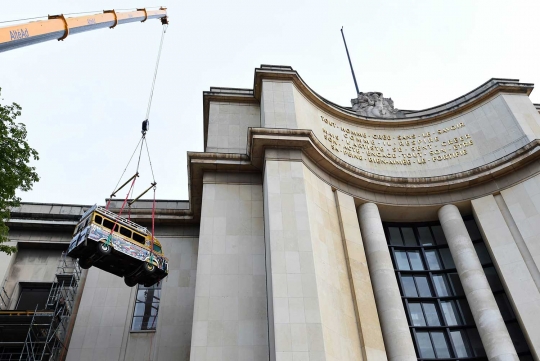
left=340, top=26, right=360, bottom=95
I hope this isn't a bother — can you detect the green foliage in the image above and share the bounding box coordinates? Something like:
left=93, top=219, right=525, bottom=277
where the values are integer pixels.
left=0, top=88, right=39, bottom=255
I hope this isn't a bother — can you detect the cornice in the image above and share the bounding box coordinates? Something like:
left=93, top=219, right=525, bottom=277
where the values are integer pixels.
left=183, top=128, right=540, bottom=222
left=246, top=128, right=540, bottom=193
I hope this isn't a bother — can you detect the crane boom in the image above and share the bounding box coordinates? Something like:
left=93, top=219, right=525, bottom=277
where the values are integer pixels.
left=0, top=7, right=168, bottom=53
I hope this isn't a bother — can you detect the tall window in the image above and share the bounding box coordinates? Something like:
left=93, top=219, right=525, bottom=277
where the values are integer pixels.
left=131, top=282, right=161, bottom=331
left=384, top=220, right=532, bottom=361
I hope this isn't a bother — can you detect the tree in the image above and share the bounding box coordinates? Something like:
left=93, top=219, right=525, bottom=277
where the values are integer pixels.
left=0, top=88, right=39, bottom=255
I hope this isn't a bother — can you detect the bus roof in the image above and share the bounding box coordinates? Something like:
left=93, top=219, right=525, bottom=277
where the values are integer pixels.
left=82, top=205, right=151, bottom=236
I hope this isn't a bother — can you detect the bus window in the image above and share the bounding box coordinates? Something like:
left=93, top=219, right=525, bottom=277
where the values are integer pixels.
left=119, top=227, right=132, bottom=238
left=132, top=233, right=145, bottom=245
left=94, top=214, right=103, bottom=225
left=103, top=218, right=115, bottom=230
left=153, top=244, right=162, bottom=253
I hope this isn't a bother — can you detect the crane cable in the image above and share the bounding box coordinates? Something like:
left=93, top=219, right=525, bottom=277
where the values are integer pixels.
left=144, top=23, right=166, bottom=266
left=102, top=23, right=166, bottom=264
left=145, top=23, right=168, bottom=122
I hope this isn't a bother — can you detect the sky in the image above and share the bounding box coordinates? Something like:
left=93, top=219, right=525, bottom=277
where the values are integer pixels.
left=1, top=0, right=539, bottom=205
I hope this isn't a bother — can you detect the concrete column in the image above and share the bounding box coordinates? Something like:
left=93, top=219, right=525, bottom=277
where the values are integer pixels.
left=438, top=204, right=518, bottom=361
left=358, top=203, right=417, bottom=361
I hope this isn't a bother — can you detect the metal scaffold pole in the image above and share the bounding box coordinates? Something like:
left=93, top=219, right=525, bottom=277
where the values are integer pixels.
left=2, top=252, right=83, bottom=361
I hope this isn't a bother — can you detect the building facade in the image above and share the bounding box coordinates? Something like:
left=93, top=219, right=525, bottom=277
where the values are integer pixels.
left=4, top=65, right=540, bottom=361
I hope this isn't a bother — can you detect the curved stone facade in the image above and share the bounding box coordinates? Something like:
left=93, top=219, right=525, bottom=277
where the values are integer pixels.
left=189, top=65, right=540, bottom=361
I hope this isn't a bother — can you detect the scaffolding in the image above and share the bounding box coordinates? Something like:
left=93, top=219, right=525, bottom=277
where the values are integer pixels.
left=0, top=252, right=81, bottom=361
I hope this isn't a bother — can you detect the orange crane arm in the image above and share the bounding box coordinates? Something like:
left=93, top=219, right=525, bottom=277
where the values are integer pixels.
left=0, top=8, right=168, bottom=53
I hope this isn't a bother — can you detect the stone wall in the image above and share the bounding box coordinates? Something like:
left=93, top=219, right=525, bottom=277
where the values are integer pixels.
left=190, top=172, right=268, bottom=360
left=206, top=102, right=260, bottom=154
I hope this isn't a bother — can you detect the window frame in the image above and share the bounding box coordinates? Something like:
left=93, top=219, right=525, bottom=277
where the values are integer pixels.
left=387, top=222, right=483, bottom=360
left=385, top=219, right=532, bottom=361
left=130, top=282, right=162, bottom=333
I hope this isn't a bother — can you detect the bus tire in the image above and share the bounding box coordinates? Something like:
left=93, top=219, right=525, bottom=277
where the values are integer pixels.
left=124, top=276, right=138, bottom=287
left=98, top=242, right=112, bottom=256
left=143, top=262, right=155, bottom=274
left=79, top=257, right=93, bottom=269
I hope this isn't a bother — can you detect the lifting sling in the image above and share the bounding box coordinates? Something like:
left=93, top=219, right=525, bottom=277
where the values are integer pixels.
left=101, top=21, right=167, bottom=268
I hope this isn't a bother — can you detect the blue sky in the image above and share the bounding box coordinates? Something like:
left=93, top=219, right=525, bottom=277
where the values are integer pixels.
left=2, top=0, right=539, bottom=204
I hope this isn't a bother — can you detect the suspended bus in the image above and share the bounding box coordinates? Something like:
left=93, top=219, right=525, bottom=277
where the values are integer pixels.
left=67, top=205, right=168, bottom=287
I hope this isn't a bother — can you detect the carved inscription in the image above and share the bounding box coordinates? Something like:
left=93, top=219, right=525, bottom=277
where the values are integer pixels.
left=320, top=116, right=474, bottom=166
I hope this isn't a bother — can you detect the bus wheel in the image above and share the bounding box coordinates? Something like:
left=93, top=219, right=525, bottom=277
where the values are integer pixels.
left=124, top=276, right=138, bottom=287
left=98, top=242, right=112, bottom=255
left=143, top=262, right=155, bottom=274
left=79, top=257, right=93, bottom=269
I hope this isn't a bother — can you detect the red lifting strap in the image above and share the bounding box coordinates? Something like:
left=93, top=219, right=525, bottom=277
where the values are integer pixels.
left=149, top=187, right=156, bottom=262
left=107, top=176, right=138, bottom=238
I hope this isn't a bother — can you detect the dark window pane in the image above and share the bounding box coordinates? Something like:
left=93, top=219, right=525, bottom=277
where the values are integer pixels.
left=467, top=328, right=486, bottom=357
left=484, top=266, right=503, bottom=292
left=451, top=330, right=473, bottom=358
left=422, top=302, right=441, bottom=326
left=408, top=251, right=424, bottom=270
left=394, top=250, right=411, bottom=270
left=418, top=227, right=434, bottom=246
left=431, top=225, right=447, bottom=245
left=439, top=248, right=455, bottom=269
left=16, top=284, right=52, bottom=310
left=425, top=250, right=442, bottom=270
left=447, top=273, right=465, bottom=296
left=457, top=299, right=475, bottom=325
left=103, top=218, right=115, bottom=230
left=441, top=300, right=461, bottom=326
left=431, top=331, right=451, bottom=358
left=495, top=293, right=515, bottom=321
left=133, top=232, right=145, bottom=244
left=416, top=332, right=435, bottom=359
left=94, top=214, right=103, bottom=224
left=119, top=226, right=132, bottom=238
left=402, top=276, right=418, bottom=297
left=519, top=355, right=534, bottom=361
left=433, top=274, right=450, bottom=297
left=474, top=242, right=491, bottom=265
left=388, top=227, right=403, bottom=245
left=408, top=303, right=426, bottom=326
left=401, top=227, right=417, bottom=246
left=507, top=321, right=529, bottom=353
left=465, top=219, right=482, bottom=241
left=415, top=276, right=432, bottom=297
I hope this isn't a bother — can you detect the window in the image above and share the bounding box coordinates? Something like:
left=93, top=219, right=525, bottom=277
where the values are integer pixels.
left=102, top=218, right=115, bottom=230
left=94, top=214, right=103, bottom=224
left=386, top=220, right=532, bottom=360
left=153, top=244, right=162, bottom=253
left=16, top=283, right=53, bottom=310
left=119, top=226, right=132, bottom=238
left=133, top=232, right=145, bottom=244
left=386, top=223, right=484, bottom=360
left=131, top=282, right=161, bottom=331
